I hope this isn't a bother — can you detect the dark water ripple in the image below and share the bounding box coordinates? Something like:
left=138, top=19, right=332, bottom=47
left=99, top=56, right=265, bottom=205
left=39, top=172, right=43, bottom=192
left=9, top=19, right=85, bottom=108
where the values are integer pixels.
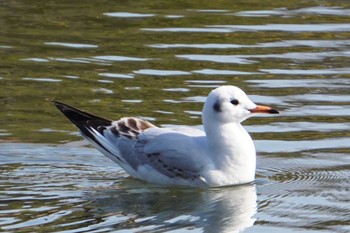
left=270, top=165, right=350, bottom=183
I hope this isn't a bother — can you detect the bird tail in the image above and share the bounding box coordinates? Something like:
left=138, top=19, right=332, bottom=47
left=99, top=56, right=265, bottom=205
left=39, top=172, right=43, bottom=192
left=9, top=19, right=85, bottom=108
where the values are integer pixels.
left=54, top=101, right=132, bottom=167
left=53, top=101, right=112, bottom=135
left=53, top=101, right=119, bottom=155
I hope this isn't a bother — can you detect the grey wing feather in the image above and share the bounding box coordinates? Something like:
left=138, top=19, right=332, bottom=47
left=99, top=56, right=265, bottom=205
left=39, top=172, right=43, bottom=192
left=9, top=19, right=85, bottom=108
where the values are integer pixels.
left=136, top=130, right=209, bottom=184
left=88, top=117, right=209, bottom=185
left=53, top=102, right=208, bottom=184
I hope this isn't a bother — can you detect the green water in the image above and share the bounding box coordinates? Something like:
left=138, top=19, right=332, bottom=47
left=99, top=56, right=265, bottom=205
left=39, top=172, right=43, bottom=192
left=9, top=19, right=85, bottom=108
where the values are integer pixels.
left=1, top=0, right=350, bottom=232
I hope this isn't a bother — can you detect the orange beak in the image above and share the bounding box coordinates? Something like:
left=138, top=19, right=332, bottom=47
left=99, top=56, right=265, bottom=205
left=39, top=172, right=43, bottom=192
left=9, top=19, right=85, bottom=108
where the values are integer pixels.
left=249, top=105, right=279, bottom=114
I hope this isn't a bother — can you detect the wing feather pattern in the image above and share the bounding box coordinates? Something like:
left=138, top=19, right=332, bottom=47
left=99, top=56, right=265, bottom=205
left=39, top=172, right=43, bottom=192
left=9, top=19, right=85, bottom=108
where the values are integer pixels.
left=54, top=101, right=209, bottom=186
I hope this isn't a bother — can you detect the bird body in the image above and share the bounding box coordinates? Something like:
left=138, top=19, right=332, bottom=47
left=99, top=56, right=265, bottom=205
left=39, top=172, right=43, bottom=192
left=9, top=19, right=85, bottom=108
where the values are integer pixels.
left=54, top=86, right=278, bottom=187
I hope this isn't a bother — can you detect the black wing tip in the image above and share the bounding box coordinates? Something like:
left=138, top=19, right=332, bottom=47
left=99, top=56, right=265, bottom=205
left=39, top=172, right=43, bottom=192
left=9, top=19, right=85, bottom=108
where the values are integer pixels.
left=52, top=100, right=84, bottom=120
left=52, top=100, right=77, bottom=114
left=52, top=100, right=112, bottom=128
left=52, top=100, right=61, bottom=105
left=52, top=100, right=68, bottom=112
left=53, top=101, right=113, bottom=149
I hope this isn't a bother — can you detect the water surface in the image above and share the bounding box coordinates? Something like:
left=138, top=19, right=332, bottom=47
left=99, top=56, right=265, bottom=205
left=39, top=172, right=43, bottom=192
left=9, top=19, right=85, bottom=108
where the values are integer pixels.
left=0, top=0, right=350, bottom=232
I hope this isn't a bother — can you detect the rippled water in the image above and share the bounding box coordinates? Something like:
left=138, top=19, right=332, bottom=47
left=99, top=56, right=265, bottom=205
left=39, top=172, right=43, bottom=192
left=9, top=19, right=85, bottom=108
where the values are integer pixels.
left=1, top=0, right=350, bottom=232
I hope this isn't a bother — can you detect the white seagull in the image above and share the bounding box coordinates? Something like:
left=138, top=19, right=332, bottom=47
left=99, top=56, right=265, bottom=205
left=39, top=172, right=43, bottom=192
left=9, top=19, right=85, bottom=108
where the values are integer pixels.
left=54, top=85, right=278, bottom=187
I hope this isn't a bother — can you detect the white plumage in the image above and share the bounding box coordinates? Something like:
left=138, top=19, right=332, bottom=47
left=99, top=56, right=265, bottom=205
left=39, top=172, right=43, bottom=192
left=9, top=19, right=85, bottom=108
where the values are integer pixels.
left=54, top=85, right=278, bottom=187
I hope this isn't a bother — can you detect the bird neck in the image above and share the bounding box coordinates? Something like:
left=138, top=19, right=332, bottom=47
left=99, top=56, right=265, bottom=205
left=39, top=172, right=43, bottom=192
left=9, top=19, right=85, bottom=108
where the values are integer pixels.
left=204, top=121, right=256, bottom=175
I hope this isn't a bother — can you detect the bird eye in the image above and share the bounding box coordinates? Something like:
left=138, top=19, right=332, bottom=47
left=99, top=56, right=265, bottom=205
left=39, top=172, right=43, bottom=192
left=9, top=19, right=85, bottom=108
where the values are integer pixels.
left=230, top=99, right=239, bottom=105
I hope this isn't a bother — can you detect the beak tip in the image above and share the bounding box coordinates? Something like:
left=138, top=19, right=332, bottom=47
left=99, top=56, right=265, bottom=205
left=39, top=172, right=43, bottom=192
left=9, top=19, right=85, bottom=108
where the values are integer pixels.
left=249, top=105, right=279, bottom=114
left=268, top=109, right=279, bottom=114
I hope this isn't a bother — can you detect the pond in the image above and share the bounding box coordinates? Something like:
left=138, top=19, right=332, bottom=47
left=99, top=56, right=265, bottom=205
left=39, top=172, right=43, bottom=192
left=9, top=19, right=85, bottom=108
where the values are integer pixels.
left=1, top=0, right=350, bottom=232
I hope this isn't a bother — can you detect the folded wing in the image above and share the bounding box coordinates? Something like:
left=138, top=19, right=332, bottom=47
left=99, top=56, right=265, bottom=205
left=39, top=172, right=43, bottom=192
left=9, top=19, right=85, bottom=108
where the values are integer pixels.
left=54, top=101, right=209, bottom=186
